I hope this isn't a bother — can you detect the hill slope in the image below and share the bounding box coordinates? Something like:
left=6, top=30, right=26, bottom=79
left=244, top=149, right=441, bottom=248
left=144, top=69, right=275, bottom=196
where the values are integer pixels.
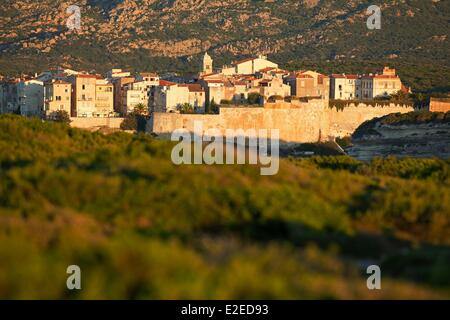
left=0, top=115, right=450, bottom=299
left=0, top=0, right=449, bottom=92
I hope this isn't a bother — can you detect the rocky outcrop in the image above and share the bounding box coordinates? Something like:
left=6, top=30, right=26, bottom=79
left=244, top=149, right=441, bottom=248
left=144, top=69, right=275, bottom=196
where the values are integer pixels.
left=0, top=0, right=448, bottom=75
left=348, top=118, right=450, bottom=161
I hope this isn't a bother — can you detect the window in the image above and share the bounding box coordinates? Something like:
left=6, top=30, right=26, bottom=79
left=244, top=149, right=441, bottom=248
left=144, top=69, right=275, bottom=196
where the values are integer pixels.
left=56, top=96, right=61, bottom=101
left=82, top=85, right=86, bottom=90
left=338, top=85, right=342, bottom=91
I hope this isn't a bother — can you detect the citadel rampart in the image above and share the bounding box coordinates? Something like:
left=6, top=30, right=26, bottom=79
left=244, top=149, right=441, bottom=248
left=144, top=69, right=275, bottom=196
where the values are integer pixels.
left=149, top=100, right=414, bottom=143
left=429, top=98, right=450, bottom=113
left=70, top=117, right=124, bottom=129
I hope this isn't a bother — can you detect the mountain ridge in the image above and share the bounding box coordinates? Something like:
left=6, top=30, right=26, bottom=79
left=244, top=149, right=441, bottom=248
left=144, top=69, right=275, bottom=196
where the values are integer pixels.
left=0, top=0, right=449, bottom=92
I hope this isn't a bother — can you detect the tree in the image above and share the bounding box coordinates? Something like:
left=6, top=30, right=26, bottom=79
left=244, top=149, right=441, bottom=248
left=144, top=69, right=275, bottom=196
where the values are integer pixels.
left=179, top=103, right=194, bottom=114
left=49, top=110, right=71, bottom=124
left=133, top=103, right=148, bottom=116
left=207, top=98, right=219, bottom=114
left=120, top=113, right=137, bottom=131
left=247, top=93, right=262, bottom=105
left=268, top=95, right=283, bottom=103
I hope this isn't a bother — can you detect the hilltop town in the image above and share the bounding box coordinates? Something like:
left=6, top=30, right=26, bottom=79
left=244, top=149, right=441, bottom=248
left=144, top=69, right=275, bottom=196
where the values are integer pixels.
left=0, top=53, right=422, bottom=120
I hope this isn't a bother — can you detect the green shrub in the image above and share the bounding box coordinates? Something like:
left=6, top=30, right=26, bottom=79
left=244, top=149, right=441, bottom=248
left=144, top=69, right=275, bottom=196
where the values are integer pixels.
left=0, top=115, right=449, bottom=299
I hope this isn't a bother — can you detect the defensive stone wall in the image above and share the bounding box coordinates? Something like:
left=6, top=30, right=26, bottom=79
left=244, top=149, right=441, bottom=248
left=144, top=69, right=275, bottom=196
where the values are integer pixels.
left=429, top=98, right=450, bottom=113
left=149, top=101, right=414, bottom=144
left=70, top=117, right=124, bottom=129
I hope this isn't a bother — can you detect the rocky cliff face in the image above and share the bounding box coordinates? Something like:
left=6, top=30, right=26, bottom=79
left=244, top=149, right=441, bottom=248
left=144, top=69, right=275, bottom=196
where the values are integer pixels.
left=348, top=121, right=450, bottom=161
left=0, top=0, right=449, bottom=90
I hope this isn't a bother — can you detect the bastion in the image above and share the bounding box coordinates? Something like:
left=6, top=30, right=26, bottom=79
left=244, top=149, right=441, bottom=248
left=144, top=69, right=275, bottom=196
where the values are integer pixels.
left=149, top=100, right=414, bottom=144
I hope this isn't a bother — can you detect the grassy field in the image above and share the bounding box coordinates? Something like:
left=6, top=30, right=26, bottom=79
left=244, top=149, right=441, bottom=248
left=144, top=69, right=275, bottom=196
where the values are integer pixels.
left=0, top=115, right=449, bottom=299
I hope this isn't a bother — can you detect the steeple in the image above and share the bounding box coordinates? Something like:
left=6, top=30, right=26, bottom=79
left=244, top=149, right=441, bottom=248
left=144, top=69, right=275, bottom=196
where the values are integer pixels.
left=202, top=52, right=213, bottom=74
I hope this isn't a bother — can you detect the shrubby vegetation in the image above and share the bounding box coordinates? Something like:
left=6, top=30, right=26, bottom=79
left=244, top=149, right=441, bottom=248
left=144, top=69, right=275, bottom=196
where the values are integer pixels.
left=47, top=110, right=71, bottom=124
left=0, top=115, right=449, bottom=299
left=120, top=112, right=148, bottom=132
left=179, top=103, right=195, bottom=114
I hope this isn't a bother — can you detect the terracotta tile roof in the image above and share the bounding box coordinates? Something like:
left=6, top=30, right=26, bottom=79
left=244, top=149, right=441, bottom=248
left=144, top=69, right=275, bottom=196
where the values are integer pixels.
left=202, top=73, right=216, bottom=77
left=259, top=67, right=276, bottom=73
left=51, top=80, right=71, bottom=85
left=179, top=84, right=204, bottom=92
left=205, top=79, right=224, bottom=84
left=74, top=74, right=97, bottom=79
left=159, top=80, right=177, bottom=86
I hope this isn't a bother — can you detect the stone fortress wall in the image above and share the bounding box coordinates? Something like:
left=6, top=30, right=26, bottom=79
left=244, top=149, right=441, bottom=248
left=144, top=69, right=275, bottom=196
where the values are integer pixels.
left=70, top=117, right=125, bottom=129
left=149, top=100, right=415, bottom=144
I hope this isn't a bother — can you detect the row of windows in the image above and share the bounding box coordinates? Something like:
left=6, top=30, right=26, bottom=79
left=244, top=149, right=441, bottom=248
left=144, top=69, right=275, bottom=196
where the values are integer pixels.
left=81, top=84, right=112, bottom=92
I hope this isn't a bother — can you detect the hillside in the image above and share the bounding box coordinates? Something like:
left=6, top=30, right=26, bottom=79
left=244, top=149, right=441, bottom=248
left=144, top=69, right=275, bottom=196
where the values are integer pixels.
left=0, top=0, right=449, bottom=92
left=0, top=115, right=450, bottom=299
left=349, top=111, right=450, bottom=160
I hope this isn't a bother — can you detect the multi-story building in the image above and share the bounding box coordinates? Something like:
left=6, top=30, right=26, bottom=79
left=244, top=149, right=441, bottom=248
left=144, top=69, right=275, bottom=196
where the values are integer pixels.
left=285, top=71, right=330, bottom=99
left=95, top=79, right=114, bottom=117
left=121, top=73, right=160, bottom=114
left=0, top=80, right=19, bottom=113
left=17, top=79, right=44, bottom=117
left=44, top=80, right=72, bottom=117
left=361, top=67, right=403, bottom=100
left=330, top=74, right=361, bottom=100
left=372, top=67, right=403, bottom=99
left=68, top=74, right=97, bottom=117
left=112, top=76, right=135, bottom=114
left=199, top=79, right=226, bottom=105
left=285, top=73, right=315, bottom=97
left=255, top=77, right=291, bottom=102
left=151, top=81, right=206, bottom=113
left=361, top=75, right=374, bottom=100
left=122, top=80, right=152, bottom=114
left=66, top=74, right=113, bottom=117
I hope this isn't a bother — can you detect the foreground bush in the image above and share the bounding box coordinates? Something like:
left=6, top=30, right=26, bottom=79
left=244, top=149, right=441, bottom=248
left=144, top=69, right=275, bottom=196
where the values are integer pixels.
left=0, top=115, right=449, bottom=299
